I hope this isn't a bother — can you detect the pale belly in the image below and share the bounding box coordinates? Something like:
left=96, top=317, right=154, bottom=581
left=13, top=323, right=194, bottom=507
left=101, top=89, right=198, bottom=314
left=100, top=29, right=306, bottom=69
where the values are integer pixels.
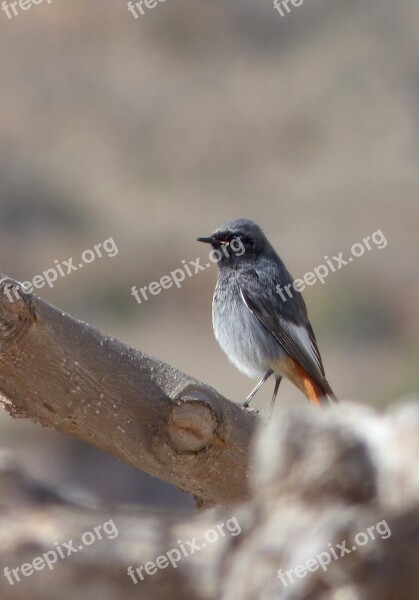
left=212, top=285, right=286, bottom=380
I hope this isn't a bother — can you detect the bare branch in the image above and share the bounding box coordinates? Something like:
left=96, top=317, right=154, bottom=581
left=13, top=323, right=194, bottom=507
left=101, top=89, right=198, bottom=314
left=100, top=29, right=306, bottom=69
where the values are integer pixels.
left=0, top=275, right=258, bottom=508
left=1, top=402, right=419, bottom=600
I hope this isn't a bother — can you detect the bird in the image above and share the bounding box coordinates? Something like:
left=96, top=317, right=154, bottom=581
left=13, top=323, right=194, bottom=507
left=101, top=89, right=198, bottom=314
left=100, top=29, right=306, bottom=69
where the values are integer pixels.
left=197, top=218, right=337, bottom=412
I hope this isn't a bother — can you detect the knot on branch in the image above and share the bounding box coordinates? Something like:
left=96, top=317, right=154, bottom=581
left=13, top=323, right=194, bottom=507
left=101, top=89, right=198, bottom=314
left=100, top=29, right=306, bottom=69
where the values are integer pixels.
left=0, top=277, right=36, bottom=353
left=165, top=386, right=222, bottom=454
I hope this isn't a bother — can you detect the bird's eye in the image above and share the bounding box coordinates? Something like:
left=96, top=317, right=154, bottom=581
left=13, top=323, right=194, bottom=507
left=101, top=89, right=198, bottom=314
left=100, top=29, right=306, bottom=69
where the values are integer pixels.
left=242, top=236, right=255, bottom=248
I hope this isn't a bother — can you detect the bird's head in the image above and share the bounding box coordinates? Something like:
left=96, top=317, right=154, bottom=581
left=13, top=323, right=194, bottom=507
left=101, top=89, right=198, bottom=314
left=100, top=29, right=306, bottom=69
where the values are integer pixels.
left=197, top=219, right=270, bottom=267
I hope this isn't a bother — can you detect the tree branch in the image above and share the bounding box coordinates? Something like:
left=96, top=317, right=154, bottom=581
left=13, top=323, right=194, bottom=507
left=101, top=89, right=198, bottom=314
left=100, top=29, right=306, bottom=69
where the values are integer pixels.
left=1, top=402, right=419, bottom=600
left=0, top=275, right=258, bottom=508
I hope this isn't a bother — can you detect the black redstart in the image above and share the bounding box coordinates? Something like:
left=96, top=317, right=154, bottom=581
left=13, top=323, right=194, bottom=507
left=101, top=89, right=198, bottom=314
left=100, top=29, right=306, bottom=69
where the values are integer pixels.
left=197, top=218, right=337, bottom=411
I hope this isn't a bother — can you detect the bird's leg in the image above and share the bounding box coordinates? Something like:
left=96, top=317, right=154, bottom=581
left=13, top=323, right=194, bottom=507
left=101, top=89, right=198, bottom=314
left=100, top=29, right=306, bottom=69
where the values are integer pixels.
left=241, top=370, right=273, bottom=408
left=269, top=376, right=282, bottom=416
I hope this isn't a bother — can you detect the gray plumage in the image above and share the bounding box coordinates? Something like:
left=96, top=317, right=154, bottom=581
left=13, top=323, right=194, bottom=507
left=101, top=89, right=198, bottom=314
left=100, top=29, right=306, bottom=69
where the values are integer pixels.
left=197, top=218, right=336, bottom=409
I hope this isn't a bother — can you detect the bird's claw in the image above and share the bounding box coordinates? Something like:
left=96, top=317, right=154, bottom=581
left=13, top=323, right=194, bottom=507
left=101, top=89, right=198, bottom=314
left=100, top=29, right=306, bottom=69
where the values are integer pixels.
left=240, top=405, right=265, bottom=416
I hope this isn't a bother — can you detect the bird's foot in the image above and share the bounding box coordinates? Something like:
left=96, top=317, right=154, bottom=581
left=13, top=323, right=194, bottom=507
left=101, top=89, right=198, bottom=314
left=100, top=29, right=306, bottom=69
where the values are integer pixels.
left=240, top=405, right=265, bottom=416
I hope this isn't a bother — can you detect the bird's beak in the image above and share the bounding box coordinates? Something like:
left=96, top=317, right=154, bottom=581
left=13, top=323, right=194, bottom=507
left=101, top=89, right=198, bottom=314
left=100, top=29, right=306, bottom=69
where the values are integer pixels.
left=196, top=236, right=215, bottom=244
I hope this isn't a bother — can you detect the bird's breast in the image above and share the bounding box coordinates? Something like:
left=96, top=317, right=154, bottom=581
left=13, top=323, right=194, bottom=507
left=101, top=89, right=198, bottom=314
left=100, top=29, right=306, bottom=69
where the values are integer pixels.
left=212, top=278, right=284, bottom=379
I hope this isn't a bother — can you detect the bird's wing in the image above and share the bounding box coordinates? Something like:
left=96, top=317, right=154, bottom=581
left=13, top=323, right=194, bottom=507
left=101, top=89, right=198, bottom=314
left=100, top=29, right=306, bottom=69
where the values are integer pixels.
left=238, top=269, right=326, bottom=384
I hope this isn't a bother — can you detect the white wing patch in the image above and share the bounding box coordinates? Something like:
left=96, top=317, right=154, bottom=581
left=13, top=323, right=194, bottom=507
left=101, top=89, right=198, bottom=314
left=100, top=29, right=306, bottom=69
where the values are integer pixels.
left=289, top=324, right=323, bottom=373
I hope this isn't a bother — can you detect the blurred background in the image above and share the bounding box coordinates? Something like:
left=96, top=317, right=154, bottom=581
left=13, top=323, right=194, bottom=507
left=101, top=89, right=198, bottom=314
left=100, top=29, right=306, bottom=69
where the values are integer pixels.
left=0, top=0, right=418, bottom=510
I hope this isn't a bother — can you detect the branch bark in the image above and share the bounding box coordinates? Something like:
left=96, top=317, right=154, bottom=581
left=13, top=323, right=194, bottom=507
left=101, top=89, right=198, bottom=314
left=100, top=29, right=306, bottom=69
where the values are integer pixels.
left=0, top=275, right=258, bottom=508
left=1, top=402, right=419, bottom=600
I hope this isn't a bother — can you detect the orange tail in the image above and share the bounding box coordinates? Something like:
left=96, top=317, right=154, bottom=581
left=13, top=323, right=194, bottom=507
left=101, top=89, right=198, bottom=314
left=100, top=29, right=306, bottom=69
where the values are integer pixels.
left=279, top=358, right=329, bottom=407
